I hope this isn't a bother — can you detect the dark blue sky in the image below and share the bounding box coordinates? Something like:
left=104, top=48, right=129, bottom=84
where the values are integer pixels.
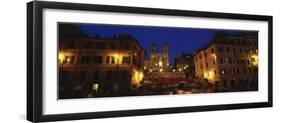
left=76, top=23, right=256, bottom=63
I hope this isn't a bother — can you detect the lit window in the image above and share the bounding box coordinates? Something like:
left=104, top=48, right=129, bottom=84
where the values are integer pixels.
left=106, top=56, right=115, bottom=64
left=63, top=56, right=69, bottom=64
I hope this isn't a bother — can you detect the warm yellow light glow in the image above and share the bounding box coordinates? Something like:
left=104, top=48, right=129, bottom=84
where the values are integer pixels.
left=208, top=71, right=214, bottom=80
left=149, top=69, right=152, bottom=72
left=111, top=53, right=129, bottom=64
left=212, top=53, right=217, bottom=60
left=204, top=73, right=208, bottom=79
left=140, top=72, right=144, bottom=79
left=159, top=61, right=163, bottom=67
left=178, top=68, right=182, bottom=72
left=160, top=68, right=163, bottom=72
left=131, top=69, right=144, bottom=85
left=173, top=69, right=176, bottom=72
left=144, top=67, right=146, bottom=70
left=204, top=71, right=215, bottom=81
left=251, top=55, right=258, bottom=66
left=221, top=70, right=225, bottom=75
left=92, top=84, right=99, bottom=92
left=58, top=52, right=65, bottom=64
left=113, top=53, right=121, bottom=64
left=66, top=57, right=71, bottom=62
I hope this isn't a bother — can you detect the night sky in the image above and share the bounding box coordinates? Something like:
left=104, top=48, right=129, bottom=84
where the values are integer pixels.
left=75, top=23, right=256, bottom=63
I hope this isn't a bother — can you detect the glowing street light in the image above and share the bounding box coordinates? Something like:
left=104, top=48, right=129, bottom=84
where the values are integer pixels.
left=92, top=84, right=99, bottom=93
left=159, top=61, right=163, bottom=67
left=178, top=68, right=182, bottom=72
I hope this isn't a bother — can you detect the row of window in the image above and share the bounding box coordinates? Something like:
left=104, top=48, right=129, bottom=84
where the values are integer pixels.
left=60, top=70, right=130, bottom=82
left=219, top=67, right=258, bottom=75
left=196, top=57, right=256, bottom=70
left=219, top=57, right=256, bottom=65
left=195, top=48, right=257, bottom=61
left=222, top=39, right=257, bottom=46
left=200, top=67, right=258, bottom=78
left=61, top=55, right=140, bottom=66
left=216, top=47, right=258, bottom=54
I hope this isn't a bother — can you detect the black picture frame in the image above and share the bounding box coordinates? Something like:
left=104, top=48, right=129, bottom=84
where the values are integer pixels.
left=27, top=1, right=273, bottom=122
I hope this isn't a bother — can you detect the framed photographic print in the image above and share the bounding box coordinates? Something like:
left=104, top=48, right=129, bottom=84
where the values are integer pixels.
left=27, top=1, right=273, bottom=122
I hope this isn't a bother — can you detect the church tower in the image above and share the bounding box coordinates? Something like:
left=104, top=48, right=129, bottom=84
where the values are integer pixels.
left=162, top=42, right=169, bottom=69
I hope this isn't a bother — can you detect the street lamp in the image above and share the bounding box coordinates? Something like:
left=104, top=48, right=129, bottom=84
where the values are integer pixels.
left=92, top=83, right=99, bottom=93
left=179, top=68, right=182, bottom=72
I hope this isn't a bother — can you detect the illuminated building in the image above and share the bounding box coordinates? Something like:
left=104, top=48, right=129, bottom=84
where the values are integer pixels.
left=58, top=34, right=145, bottom=98
left=145, top=42, right=170, bottom=72
left=193, top=32, right=258, bottom=89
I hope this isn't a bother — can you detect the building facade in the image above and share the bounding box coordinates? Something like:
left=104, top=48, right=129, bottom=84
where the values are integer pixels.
left=193, top=33, right=258, bottom=90
left=145, top=42, right=169, bottom=72
left=58, top=36, right=145, bottom=98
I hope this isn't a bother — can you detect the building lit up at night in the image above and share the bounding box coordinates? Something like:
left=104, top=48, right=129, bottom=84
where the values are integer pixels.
left=145, top=42, right=170, bottom=72
left=58, top=35, right=145, bottom=98
left=193, top=33, right=258, bottom=90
